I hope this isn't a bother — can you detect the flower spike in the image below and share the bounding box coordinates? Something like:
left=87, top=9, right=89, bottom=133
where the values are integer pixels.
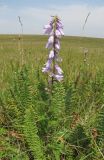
left=42, top=16, right=64, bottom=83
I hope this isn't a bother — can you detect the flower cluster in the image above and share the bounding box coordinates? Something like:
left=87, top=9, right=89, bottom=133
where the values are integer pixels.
left=42, top=16, right=64, bottom=82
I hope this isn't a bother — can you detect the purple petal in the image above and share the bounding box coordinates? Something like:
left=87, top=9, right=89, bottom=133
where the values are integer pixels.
left=55, top=64, right=63, bottom=74
left=55, top=30, right=61, bottom=37
left=42, top=67, right=50, bottom=73
left=44, top=24, right=52, bottom=34
left=55, top=44, right=60, bottom=50
left=42, top=59, right=52, bottom=73
left=59, top=29, right=64, bottom=36
left=54, top=74, right=63, bottom=82
left=55, top=29, right=64, bottom=37
left=46, top=41, right=53, bottom=48
left=49, top=50, right=54, bottom=59
left=57, top=22, right=63, bottom=29
left=48, top=36, right=54, bottom=43
left=50, top=73, right=63, bottom=82
left=46, top=36, right=54, bottom=48
left=55, top=40, right=60, bottom=50
left=45, top=59, right=52, bottom=68
left=57, top=19, right=63, bottom=25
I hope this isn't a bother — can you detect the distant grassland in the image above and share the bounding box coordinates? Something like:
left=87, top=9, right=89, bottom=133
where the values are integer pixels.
left=0, top=35, right=104, bottom=90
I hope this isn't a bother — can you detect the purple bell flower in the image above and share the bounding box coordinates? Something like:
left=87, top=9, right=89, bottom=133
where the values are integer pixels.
left=59, top=28, right=64, bottom=36
left=42, top=67, right=49, bottom=73
left=55, top=64, right=63, bottom=75
left=54, top=74, right=63, bottom=82
left=44, top=24, right=52, bottom=34
left=42, top=59, right=52, bottom=73
left=49, top=50, right=54, bottom=59
left=46, top=36, right=54, bottom=48
left=55, top=40, right=60, bottom=50
left=57, top=22, right=63, bottom=29
left=55, top=30, right=61, bottom=37
left=45, top=59, right=52, bottom=68
left=42, top=16, right=64, bottom=82
left=55, top=28, right=64, bottom=37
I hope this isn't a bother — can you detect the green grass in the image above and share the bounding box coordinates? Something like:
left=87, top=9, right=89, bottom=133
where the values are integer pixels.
left=0, top=35, right=104, bottom=89
left=0, top=35, right=104, bottom=160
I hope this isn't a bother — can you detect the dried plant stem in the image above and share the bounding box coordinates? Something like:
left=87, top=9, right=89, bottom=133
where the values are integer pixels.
left=18, top=16, right=24, bottom=67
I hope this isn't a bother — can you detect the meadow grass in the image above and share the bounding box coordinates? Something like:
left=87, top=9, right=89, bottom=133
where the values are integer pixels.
left=0, top=35, right=104, bottom=90
left=0, top=35, right=104, bottom=160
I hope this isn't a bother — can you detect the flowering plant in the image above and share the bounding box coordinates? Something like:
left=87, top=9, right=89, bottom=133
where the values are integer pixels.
left=42, top=16, right=64, bottom=83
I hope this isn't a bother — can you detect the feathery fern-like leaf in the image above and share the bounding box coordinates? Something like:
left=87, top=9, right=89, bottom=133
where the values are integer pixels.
left=23, top=107, right=45, bottom=160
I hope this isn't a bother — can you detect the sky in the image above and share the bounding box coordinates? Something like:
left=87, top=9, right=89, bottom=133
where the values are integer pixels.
left=0, top=0, right=104, bottom=38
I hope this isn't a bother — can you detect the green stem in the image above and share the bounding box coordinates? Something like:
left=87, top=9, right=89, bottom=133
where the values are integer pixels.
left=52, top=16, right=57, bottom=86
